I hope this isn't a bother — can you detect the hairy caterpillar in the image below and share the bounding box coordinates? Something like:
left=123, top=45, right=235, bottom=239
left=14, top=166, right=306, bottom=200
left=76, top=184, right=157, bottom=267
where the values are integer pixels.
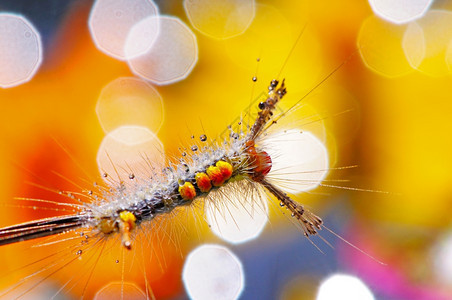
left=0, top=1, right=383, bottom=299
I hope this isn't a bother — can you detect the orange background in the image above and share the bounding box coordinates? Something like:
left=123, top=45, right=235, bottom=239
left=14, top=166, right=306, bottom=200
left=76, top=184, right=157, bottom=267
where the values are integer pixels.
left=0, top=0, right=451, bottom=299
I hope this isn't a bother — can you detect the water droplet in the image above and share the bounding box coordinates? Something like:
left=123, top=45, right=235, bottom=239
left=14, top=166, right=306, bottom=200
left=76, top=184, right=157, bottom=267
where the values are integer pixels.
left=252, top=76, right=257, bottom=82
left=180, top=163, right=190, bottom=173
left=182, top=152, right=187, bottom=157
left=191, top=135, right=195, bottom=139
left=191, top=145, right=198, bottom=151
left=129, top=173, right=135, bottom=180
left=102, top=173, right=108, bottom=178
left=200, top=134, right=207, bottom=142
left=279, top=202, right=284, bottom=207
left=163, top=167, right=174, bottom=176
left=115, top=260, right=119, bottom=263
left=76, top=250, right=82, bottom=255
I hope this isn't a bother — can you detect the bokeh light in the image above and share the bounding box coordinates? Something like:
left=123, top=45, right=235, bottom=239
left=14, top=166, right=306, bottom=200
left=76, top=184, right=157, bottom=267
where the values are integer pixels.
left=182, top=245, right=244, bottom=300
left=262, top=130, right=328, bottom=194
left=88, top=0, right=159, bottom=60
left=317, top=274, right=374, bottom=300
left=446, top=39, right=452, bottom=72
left=96, top=77, right=164, bottom=134
left=0, top=13, right=42, bottom=88
left=96, top=125, right=164, bottom=181
left=358, top=15, right=417, bottom=77
left=1, top=0, right=452, bottom=299
left=1, top=281, right=65, bottom=299
left=128, top=16, right=198, bottom=85
left=403, top=9, right=452, bottom=76
left=124, top=15, right=160, bottom=60
left=95, top=282, right=146, bottom=300
left=401, top=19, right=426, bottom=71
left=184, top=0, right=255, bottom=39
left=205, top=182, right=268, bottom=244
left=432, top=230, right=452, bottom=286
left=367, top=0, right=433, bottom=24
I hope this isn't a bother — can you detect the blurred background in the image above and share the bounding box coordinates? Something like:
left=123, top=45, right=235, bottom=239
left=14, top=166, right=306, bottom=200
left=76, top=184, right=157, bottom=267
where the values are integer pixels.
left=0, top=0, right=451, bottom=299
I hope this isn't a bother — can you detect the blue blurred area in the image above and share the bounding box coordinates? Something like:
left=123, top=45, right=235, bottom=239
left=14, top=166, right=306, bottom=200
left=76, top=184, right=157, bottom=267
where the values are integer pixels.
left=0, top=0, right=88, bottom=64
left=236, top=200, right=343, bottom=300
left=174, top=197, right=375, bottom=300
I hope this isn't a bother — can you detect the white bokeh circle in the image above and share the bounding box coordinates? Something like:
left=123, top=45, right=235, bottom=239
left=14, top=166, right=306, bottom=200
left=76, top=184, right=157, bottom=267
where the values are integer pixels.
left=88, top=0, right=159, bottom=60
left=128, top=16, right=198, bottom=85
left=403, top=10, right=452, bottom=76
left=317, top=274, right=374, bottom=300
left=183, top=245, right=244, bottom=300
left=184, top=0, right=255, bottom=39
left=0, top=13, right=42, bottom=88
left=261, top=130, right=329, bottom=194
left=368, top=0, right=433, bottom=24
left=96, top=77, right=164, bottom=134
left=205, top=182, right=268, bottom=244
left=96, top=125, right=165, bottom=181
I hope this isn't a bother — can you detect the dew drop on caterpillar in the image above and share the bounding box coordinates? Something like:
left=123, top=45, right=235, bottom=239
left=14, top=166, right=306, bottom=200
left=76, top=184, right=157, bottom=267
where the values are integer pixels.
left=0, top=0, right=386, bottom=299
